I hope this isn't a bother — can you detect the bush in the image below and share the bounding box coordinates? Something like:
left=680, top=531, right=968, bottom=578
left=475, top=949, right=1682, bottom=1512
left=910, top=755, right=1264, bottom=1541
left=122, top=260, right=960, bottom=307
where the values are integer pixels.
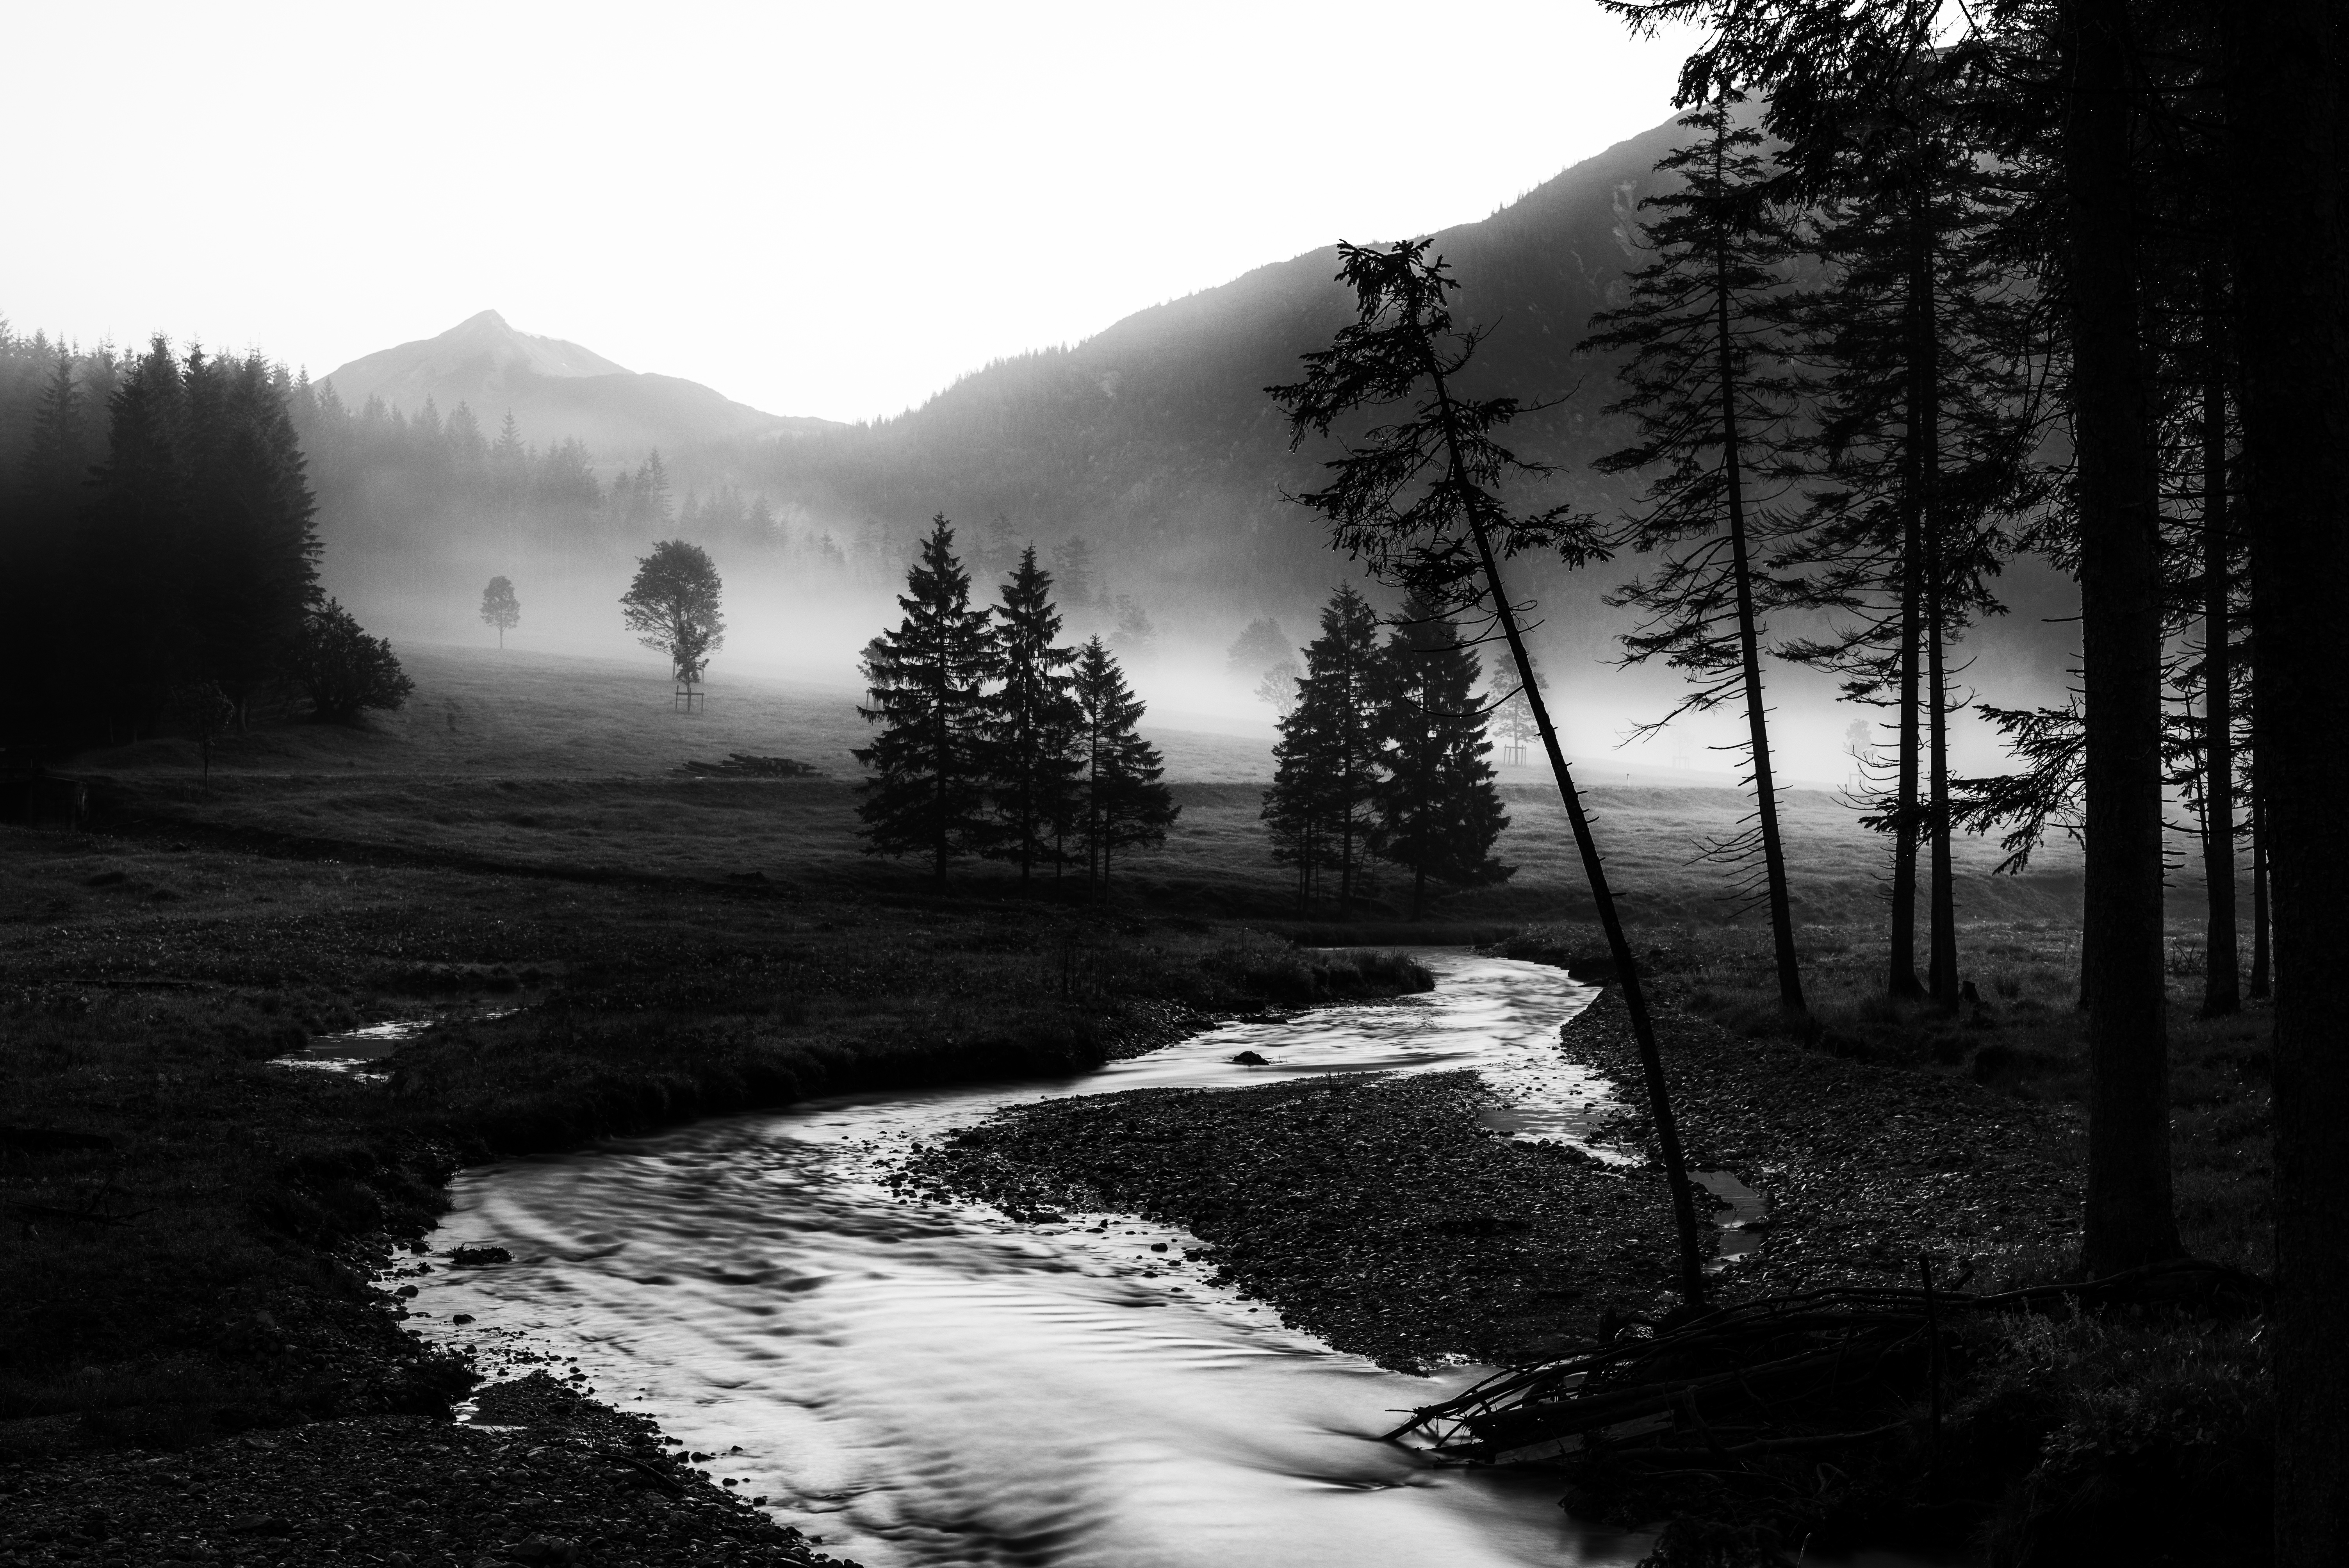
left=290, top=599, right=414, bottom=723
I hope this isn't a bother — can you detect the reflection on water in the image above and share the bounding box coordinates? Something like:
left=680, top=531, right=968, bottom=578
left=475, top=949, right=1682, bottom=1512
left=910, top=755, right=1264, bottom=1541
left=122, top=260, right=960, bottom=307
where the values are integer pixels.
left=405, top=956, right=1652, bottom=1566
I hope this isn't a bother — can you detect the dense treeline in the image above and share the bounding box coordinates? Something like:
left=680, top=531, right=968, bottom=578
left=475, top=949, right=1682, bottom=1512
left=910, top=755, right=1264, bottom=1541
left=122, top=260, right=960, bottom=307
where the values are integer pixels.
left=1266, top=2, right=2345, bottom=1558
left=0, top=328, right=408, bottom=748
left=855, top=517, right=1176, bottom=892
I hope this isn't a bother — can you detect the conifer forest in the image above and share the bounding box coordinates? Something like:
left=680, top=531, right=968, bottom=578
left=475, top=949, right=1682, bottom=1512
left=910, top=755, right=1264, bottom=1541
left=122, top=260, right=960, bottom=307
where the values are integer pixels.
left=2, top=4, right=2345, bottom=1567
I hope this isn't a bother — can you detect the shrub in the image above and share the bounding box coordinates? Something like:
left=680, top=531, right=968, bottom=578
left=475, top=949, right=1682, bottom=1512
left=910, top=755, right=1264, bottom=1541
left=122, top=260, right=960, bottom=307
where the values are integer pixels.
left=289, top=599, right=414, bottom=723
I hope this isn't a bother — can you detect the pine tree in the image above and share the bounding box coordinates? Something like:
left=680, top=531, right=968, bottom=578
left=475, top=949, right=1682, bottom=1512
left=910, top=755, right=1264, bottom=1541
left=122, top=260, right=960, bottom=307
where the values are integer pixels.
left=19, top=356, right=90, bottom=506
left=1304, top=586, right=1381, bottom=907
left=1070, top=636, right=1176, bottom=898
left=178, top=351, right=322, bottom=725
left=984, top=546, right=1082, bottom=885
left=85, top=337, right=190, bottom=737
left=1776, top=76, right=2035, bottom=1006
left=855, top=517, right=998, bottom=880
left=1367, top=598, right=1512, bottom=918
left=1260, top=588, right=1381, bottom=912
left=1581, top=96, right=1809, bottom=1016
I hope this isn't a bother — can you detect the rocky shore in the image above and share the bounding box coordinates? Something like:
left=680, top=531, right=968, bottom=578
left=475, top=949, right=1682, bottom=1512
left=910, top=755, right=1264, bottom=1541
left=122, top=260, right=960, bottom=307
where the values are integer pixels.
left=908, top=1069, right=1681, bottom=1369
left=909, top=979, right=2089, bottom=1374
left=0, top=1373, right=862, bottom=1568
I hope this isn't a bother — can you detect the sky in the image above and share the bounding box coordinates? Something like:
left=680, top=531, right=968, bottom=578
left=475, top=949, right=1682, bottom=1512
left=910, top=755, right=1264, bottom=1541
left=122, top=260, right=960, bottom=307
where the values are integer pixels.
left=5, top=1, right=1696, bottom=424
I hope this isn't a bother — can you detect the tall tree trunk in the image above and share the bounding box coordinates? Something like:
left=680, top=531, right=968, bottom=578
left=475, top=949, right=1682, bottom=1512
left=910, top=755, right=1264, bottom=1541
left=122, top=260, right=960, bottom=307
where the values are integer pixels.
left=1429, top=365, right=1709, bottom=1310
left=2227, top=7, right=2349, bottom=1561
left=2199, top=284, right=2240, bottom=1017
left=2064, top=0, right=2181, bottom=1276
left=2249, top=788, right=2271, bottom=999
left=1890, top=520, right=1927, bottom=1000
left=1715, top=239, right=1805, bottom=1016
left=1910, top=187, right=1960, bottom=1009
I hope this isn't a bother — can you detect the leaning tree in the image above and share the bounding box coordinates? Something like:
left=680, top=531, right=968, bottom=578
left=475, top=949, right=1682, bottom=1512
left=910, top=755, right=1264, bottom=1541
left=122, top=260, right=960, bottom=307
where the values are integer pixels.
left=1269, top=237, right=1711, bottom=1311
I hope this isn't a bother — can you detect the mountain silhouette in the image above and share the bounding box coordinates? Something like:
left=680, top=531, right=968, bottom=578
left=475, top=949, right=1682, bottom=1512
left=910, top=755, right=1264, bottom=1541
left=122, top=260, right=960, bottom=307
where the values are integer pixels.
left=733, top=112, right=1693, bottom=599
left=322, top=309, right=840, bottom=458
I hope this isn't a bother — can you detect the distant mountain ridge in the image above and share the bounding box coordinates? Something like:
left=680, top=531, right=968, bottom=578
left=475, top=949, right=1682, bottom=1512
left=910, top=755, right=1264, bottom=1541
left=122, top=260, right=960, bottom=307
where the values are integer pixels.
left=321, top=309, right=841, bottom=459
left=725, top=112, right=1696, bottom=604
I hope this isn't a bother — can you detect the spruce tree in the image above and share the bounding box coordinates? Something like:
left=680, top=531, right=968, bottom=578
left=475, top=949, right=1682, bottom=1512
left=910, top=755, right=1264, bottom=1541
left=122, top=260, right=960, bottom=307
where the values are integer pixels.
left=1070, top=636, right=1176, bottom=898
left=984, top=545, right=1082, bottom=885
left=1276, top=586, right=1381, bottom=909
left=1367, top=598, right=1512, bottom=918
left=85, top=337, right=190, bottom=738
left=1776, top=78, right=2034, bottom=1006
left=855, top=516, right=997, bottom=880
left=1581, top=96, right=1809, bottom=1016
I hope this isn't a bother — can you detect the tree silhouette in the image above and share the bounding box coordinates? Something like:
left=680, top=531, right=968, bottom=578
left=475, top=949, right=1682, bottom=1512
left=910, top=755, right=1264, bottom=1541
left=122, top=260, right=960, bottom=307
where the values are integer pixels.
left=620, top=540, right=724, bottom=685
left=1580, top=96, right=1808, bottom=1016
left=855, top=517, right=996, bottom=880
left=1071, top=636, right=1176, bottom=898
left=1367, top=597, right=1512, bottom=918
left=1261, top=586, right=1381, bottom=911
left=289, top=600, right=412, bottom=723
left=984, top=545, right=1082, bottom=885
left=1270, top=236, right=1710, bottom=1310
left=480, top=576, right=520, bottom=649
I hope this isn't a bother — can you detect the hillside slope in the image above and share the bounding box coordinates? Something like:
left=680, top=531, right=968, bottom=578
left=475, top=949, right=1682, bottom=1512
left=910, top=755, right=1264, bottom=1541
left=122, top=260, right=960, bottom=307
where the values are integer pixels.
left=734, top=114, right=1692, bottom=600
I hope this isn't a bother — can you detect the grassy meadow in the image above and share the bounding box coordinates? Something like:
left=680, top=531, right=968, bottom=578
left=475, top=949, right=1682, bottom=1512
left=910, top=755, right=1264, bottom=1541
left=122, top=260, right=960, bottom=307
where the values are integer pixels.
left=7, top=636, right=2274, bottom=1542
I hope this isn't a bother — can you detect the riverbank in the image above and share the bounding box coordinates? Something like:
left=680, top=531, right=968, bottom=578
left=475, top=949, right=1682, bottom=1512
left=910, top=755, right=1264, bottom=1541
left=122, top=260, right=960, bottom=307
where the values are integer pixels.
left=908, top=977, right=2087, bottom=1374
left=0, top=1373, right=861, bottom=1568
left=0, top=825, right=1428, bottom=1518
left=907, top=946, right=2271, bottom=1565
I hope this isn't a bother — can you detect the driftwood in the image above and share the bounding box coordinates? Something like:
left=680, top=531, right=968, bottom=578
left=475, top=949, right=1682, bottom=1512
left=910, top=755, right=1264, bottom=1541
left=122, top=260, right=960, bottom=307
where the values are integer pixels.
left=1387, top=1259, right=2264, bottom=1475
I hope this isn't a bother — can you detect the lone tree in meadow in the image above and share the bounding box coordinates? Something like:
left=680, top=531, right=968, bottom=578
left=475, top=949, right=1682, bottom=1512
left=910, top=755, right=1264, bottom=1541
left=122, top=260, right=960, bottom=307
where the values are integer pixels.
left=620, top=540, right=724, bottom=685
left=1070, top=636, right=1177, bottom=899
left=1367, top=597, right=1513, bottom=918
left=1269, top=235, right=1709, bottom=1311
left=984, top=545, right=1083, bottom=885
left=480, top=575, right=520, bottom=648
left=855, top=517, right=998, bottom=880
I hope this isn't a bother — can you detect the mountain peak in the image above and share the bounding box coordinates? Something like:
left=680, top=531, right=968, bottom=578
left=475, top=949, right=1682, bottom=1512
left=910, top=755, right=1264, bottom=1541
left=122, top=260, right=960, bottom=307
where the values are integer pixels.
left=322, top=312, right=838, bottom=458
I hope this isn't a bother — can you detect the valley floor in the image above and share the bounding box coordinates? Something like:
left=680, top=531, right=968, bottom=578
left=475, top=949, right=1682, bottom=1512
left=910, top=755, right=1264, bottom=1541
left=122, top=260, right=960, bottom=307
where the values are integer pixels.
left=0, top=650, right=2272, bottom=1567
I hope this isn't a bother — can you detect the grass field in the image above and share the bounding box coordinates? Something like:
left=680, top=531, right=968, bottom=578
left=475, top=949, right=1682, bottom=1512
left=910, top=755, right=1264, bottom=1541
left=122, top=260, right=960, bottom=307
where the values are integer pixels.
left=3, top=642, right=2281, bottom=1557
left=77, top=642, right=2091, bottom=932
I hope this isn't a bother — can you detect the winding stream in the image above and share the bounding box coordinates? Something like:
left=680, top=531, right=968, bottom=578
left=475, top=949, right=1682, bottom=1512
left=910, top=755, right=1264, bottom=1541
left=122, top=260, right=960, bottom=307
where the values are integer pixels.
left=399, top=955, right=1707, bottom=1566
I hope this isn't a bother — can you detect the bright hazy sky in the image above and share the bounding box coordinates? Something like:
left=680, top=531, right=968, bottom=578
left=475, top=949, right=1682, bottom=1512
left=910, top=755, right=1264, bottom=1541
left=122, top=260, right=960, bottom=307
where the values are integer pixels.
left=8, top=2, right=1695, bottom=424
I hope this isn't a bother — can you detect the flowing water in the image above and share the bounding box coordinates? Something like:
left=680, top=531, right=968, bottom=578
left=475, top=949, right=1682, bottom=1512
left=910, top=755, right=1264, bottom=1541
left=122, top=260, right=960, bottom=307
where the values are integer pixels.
left=402, top=955, right=1758, bottom=1567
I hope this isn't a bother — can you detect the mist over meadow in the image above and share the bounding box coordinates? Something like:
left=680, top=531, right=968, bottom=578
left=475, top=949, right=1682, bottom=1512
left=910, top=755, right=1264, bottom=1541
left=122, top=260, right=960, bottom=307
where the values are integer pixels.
left=7, top=108, right=2084, bottom=789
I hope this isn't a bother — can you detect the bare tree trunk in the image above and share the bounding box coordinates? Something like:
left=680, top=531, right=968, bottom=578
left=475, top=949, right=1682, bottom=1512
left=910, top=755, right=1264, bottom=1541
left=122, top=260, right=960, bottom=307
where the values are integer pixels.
left=1925, top=525, right=1959, bottom=1007
left=2228, top=7, right=2349, bottom=1560
left=2064, top=0, right=2181, bottom=1277
left=1715, top=238, right=1805, bottom=1016
left=2249, top=788, right=2271, bottom=999
left=1890, top=422, right=1927, bottom=1000
left=1429, top=371, right=1709, bottom=1309
left=2199, top=283, right=2240, bottom=1017
left=1911, top=192, right=1960, bottom=1009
